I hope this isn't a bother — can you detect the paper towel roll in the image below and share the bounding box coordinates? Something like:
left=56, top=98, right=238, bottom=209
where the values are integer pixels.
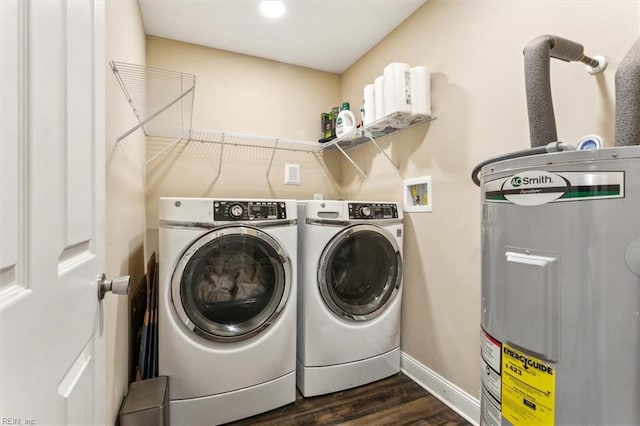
left=383, top=62, right=411, bottom=116
left=363, top=84, right=376, bottom=125
left=374, top=75, right=385, bottom=121
left=410, top=66, right=431, bottom=117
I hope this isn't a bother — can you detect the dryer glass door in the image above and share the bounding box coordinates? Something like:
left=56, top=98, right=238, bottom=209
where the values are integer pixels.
left=318, top=224, right=402, bottom=321
left=172, top=226, right=291, bottom=341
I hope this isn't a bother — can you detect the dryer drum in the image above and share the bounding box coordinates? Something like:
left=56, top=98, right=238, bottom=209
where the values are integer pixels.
left=318, top=224, right=402, bottom=321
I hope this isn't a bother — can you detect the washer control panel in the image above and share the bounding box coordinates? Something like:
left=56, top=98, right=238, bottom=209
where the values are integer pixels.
left=348, top=202, right=398, bottom=219
left=214, top=200, right=287, bottom=221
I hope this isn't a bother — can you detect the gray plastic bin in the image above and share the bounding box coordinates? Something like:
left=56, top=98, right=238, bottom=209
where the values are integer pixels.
left=119, top=376, right=169, bottom=426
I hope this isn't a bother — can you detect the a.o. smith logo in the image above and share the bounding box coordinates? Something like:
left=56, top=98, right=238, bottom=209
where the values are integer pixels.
left=501, top=171, right=569, bottom=206
left=510, top=175, right=553, bottom=188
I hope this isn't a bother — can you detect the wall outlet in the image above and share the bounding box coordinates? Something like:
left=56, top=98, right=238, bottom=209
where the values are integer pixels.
left=284, top=163, right=301, bottom=185
left=313, top=193, right=323, bottom=200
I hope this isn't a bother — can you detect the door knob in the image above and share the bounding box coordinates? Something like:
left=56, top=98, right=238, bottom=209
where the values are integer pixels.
left=97, top=273, right=130, bottom=301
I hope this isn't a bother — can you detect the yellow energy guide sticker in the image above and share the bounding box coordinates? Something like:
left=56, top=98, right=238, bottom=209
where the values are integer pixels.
left=501, top=343, right=555, bottom=425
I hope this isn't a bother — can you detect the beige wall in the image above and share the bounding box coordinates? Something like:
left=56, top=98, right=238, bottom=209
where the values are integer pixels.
left=104, top=1, right=640, bottom=422
left=105, top=0, right=146, bottom=423
left=340, top=1, right=639, bottom=397
left=144, top=37, right=343, bottom=254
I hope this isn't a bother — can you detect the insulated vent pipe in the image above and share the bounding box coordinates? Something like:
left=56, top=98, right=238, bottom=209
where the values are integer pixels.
left=523, top=35, right=606, bottom=148
left=615, top=37, right=640, bottom=147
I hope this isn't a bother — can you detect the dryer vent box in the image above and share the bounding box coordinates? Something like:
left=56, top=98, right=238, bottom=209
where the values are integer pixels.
left=284, top=163, right=301, bottom=185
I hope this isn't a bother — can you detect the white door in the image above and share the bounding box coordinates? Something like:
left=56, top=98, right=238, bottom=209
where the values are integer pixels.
left=1, top=1, right=106, bottom=425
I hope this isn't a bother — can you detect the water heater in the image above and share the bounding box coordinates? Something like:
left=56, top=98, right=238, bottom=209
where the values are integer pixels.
left=476, top=34, right=640, bottom=426
left=479, top=147, right=640, bottom=425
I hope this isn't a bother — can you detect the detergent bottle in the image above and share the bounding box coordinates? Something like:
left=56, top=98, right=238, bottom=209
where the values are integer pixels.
left=335, top=102, right=356, bottom=137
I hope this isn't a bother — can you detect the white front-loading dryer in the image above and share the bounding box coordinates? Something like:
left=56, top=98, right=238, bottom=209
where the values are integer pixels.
left=158, top=197, right=297, bottom=425
left=296, top=200, right=403, bottom=397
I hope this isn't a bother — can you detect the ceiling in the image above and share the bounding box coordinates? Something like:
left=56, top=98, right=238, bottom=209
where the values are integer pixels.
left=137, top=0, right=427, bottom=74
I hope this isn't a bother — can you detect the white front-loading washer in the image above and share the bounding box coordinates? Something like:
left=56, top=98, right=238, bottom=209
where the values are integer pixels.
left=296, top=200, right=403, bottom=397
left=158, top=197, right=297, bottom=425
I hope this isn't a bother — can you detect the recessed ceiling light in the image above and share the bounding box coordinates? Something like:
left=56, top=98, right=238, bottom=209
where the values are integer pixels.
left=259, top=1, right=286, bottom=19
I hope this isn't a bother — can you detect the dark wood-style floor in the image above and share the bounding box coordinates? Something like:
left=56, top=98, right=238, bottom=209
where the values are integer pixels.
left=228, top=373, right=472, bottom=425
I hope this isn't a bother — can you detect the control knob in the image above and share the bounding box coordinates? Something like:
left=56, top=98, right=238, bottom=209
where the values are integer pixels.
left=229, top=204, right=244, bottom=219
left=360, top=206, right=371, bottom=217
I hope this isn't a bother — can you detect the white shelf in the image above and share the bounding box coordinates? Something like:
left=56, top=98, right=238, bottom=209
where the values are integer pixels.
left=110, top=61, right=434, bottom=179
left=147, top=112, right=434, bottom=179
left=191, top=112, right=433, bottom=153
left=321, top=111, right=434, bottom=152
left=320, top=111, right=434, bottom=177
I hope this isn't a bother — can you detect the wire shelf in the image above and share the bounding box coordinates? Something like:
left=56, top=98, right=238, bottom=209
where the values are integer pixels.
left=111, top=62, right=434, bottom=181
left=322, top=111, right=434, bottom=151
left=183, top=112, right=434, bottom=179
left=111, top=61, right=196, bottom=143
left=188, top=129, right=321, bottom=180
left=190, top=129, right=321, bottom=153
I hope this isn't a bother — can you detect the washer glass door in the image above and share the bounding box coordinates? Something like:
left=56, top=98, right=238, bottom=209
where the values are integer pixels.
left=172, top=226, right=291, bottom=341
left=318, top=224, right=402, bottom=320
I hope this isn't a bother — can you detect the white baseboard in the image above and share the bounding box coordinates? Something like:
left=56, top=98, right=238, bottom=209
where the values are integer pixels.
left=401, top=352, right=480, bottom=426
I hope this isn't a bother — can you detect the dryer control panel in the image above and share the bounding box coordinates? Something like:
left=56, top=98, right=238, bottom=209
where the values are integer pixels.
left=214, top=200, right=287, bottom=221
left=348, top=202, right=398, bottom=220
